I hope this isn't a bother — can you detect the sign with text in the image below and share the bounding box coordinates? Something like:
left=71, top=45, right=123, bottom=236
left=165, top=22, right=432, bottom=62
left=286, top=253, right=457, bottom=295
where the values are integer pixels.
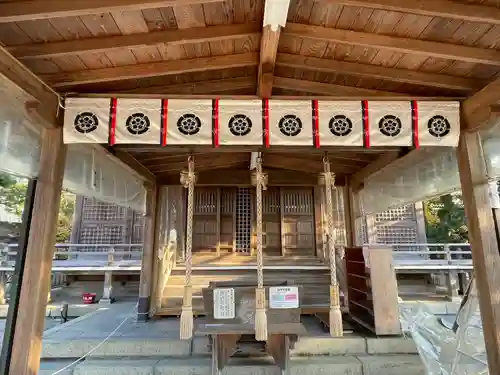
left=269, top=286, right=299, bottom=309
left=213, top=288, right=235, bottom=319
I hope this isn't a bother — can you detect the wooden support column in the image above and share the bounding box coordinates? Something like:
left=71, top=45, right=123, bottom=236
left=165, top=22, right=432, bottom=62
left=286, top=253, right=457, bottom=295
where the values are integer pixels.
left=456, top=131, right=500, bottom=374
left=216, top=188, right=221, bottom=256
left=279, top=187, right=286, bottom=256
left=343, top=181, right=357, bottom=248
left=9, top=127, right=66, bottom=375
left=313, top=186, right=324, bottom=259
left=138, top=184, right=159, bottom=322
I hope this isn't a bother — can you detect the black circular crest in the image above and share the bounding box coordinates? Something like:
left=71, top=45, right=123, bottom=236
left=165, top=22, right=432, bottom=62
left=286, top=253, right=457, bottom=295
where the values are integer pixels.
left=74, top=112, right=98, bottom=134
left=229, top=114, right=252, bottom=136
left=427, top=115, right=451, bottom=138
left=177, top=114, right=201, bottom=135
left=378, top=115, right=402, bottom=137
left=329, top=115, right=353, bottom=137
left=278, top=114, right=302, bottom=136
left=126, top=113, right=150, bottom=135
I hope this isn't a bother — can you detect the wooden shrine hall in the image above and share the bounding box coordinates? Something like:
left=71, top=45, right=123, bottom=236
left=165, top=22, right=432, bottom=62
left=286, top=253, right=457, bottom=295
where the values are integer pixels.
left=1, top=0, right=500, bottom=374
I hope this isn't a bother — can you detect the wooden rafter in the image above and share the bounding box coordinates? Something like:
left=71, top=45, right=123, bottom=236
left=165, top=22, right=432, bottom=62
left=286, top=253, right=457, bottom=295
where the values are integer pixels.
left=258, top=27, right=281, bottom=98
left=42, top=52, right=259, bottom=89
left=0, top=46, right=59, bottom=128
left=285, top=23, right=500, bottom=66
left=119, top=77, right=255, bottom=95
left=258, top=0, right=291, bottom=97
left=463, top=77, right=500, bottom=132
left=7, top=24, right=260, bottom=60
left=276, top=54, right=483, bottom=92
left=273, top=77, right=408, bottom=97
left=0, top=0, right=223, bottom=23
left=330, top=0, right=500, bottom=25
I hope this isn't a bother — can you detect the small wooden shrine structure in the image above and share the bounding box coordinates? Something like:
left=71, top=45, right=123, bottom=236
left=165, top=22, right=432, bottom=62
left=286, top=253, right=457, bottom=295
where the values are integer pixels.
left=1, top=1, right=500, bottom=374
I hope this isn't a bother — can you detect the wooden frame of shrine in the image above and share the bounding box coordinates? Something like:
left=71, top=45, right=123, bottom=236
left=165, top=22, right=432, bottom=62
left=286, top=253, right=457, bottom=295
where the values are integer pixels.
left=1, top=1, right=500, bottom=374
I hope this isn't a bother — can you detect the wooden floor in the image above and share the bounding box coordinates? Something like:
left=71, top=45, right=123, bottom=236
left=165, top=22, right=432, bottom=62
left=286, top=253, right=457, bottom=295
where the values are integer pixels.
left=177, top=251, right=329, bottom=269
left=157, top=251, right=334, bottom=316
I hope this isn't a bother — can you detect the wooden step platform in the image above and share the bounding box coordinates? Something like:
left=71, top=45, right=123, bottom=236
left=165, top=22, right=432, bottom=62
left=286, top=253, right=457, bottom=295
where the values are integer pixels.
left=157, top=252, right=336, bottom=316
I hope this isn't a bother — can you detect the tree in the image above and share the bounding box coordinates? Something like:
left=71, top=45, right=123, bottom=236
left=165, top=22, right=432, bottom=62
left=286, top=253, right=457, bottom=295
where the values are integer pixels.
left=0, top=172, right=75, bottom=243
left=424, top=193, right=468, bottom=244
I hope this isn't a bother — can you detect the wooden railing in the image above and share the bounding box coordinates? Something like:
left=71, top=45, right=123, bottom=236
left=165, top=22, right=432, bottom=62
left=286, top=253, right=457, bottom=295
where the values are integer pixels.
left=361, top=243, right=473, bottom=272
left=0, top=243, right=143, bottom=271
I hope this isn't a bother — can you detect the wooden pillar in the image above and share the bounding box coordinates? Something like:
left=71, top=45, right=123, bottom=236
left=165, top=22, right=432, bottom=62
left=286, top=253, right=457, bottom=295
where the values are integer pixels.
left=137, top=184, right=159, bottom=322
left=456, top=131, right=500, bottom=374
left=100, top=271, right=114, bottom=304
left=9, top=127, right=66, bottom=375
left=313, top=186, right=324, bottom=259
left=343, top=182, right=357, bottom=248
left=279, top=187, right=286, bottom=256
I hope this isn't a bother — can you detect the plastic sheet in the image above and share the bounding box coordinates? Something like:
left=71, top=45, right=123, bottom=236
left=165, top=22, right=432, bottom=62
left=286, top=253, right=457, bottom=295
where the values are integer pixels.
left=0, top=104, right=41, bottom=178
left=400, top=279, right=488, bottom=375
left=63, top=145, right=146, bottom=213
left=360, top=148, right=461, bottom=215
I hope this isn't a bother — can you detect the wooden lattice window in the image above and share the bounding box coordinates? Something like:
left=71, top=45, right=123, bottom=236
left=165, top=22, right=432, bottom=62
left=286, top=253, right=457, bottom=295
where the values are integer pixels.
left=82, top=197, right=125, bottom=221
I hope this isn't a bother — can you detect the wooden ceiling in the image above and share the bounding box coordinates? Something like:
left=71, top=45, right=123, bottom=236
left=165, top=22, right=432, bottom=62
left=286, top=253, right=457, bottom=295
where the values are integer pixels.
left=1, top=0, right=500, bottom=98
left=116, top=146, right=401, bottom=183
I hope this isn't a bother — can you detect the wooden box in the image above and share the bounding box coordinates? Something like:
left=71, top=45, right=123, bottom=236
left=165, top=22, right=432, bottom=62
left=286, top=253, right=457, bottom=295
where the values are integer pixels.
left=345, top=246, right=401, bottom=335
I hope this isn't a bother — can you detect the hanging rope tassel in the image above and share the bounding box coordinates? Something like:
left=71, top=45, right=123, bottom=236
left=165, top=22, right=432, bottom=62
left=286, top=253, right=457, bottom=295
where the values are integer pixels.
left=322, top=156, right=344, bottom=337
left=252, top=156, right=268, bottom=341
left=180, top=157, right=196, bottom=340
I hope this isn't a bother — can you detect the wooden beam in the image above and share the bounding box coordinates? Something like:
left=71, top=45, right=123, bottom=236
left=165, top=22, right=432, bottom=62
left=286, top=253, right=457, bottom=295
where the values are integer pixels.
left=456, top=131, right=500, bottom=374
left=463, top=77, right=500, bottom=132
left=43, top=52, right=259, bottom=88
left=8, top=24, right=260, bottom=60
left=160, top=169, right=322, bottom=185
left=111, top=149, right=156, bottom=184
left=0, top=0, right=223, bottom=23
left=276, top=53, right=483, bottom=92
left=258, top=28, right=282, bottom=98
left=120, top=76, right=255, bottom=95
left=285, top=23, right=500, bottom=66
left=330, top=0, right=500, bottom=25
left=138, top=184, right=158, bottom=321
left=9, top=127, right=66, bottom=375
left=350, top=150, right=402, bottom=190
left=257, top=0, right=291, bottom=97
left=0, top=46, right=59, bottom=127
left=273, top=76, right=409, bottom=97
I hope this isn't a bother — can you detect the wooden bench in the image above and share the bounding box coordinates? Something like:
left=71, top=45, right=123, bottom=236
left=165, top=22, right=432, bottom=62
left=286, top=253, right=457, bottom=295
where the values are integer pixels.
left=196, top=280, right=306, bottom=375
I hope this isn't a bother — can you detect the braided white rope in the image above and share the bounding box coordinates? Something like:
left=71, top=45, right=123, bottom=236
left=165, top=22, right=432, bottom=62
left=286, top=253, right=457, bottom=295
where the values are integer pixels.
left=323, top=157, right=338, bottom=287
left=180, top=158, right=195, bottom=289
left=253, top=157, right=267, bottom=288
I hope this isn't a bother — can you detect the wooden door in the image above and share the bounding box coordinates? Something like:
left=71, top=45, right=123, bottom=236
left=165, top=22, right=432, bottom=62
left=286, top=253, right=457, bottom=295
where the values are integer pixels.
left=263, top=187, right=281, bottom=256
left=193, top=188, right=217, bottom=252
left=282, top=187, right=315, bottom=256
left=220, top=188, right=236, bottom=252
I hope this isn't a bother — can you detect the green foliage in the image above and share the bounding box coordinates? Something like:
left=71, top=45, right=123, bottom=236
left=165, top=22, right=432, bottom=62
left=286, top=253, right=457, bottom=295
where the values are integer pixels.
left=0, top=173, right=16, bottom=188
left=0, top=172, right=75, bottom=243
left=424, top=193, right=468, bottom=243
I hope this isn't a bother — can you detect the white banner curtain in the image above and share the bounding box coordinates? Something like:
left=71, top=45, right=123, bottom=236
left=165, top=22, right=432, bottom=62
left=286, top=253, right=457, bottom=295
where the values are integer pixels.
left=0, top=103, right=41, bottom=179
left=360, top=147, right=461, bottom=215
left=63, top=144, right=147, bottom=213
left=482, top=124, right=500, bottom=181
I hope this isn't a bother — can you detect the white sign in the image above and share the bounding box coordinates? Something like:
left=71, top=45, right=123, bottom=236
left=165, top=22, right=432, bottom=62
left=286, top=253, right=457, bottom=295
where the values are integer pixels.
left=488, top=181, right=500, bottom=208
left=269, top=286, right=299, bottom=309
left=213, top=288, right=235, bottom=319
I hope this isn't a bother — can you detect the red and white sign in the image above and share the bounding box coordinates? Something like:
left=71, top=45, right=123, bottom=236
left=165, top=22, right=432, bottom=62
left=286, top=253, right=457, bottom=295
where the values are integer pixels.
left=269, top=286, right=299, bottom=309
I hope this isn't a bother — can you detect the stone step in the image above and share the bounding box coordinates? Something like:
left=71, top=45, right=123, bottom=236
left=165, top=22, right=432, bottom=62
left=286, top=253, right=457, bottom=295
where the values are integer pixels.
left=68, top=355, right=425, bottom=375
left=41, top=336, right=418, bottom=359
